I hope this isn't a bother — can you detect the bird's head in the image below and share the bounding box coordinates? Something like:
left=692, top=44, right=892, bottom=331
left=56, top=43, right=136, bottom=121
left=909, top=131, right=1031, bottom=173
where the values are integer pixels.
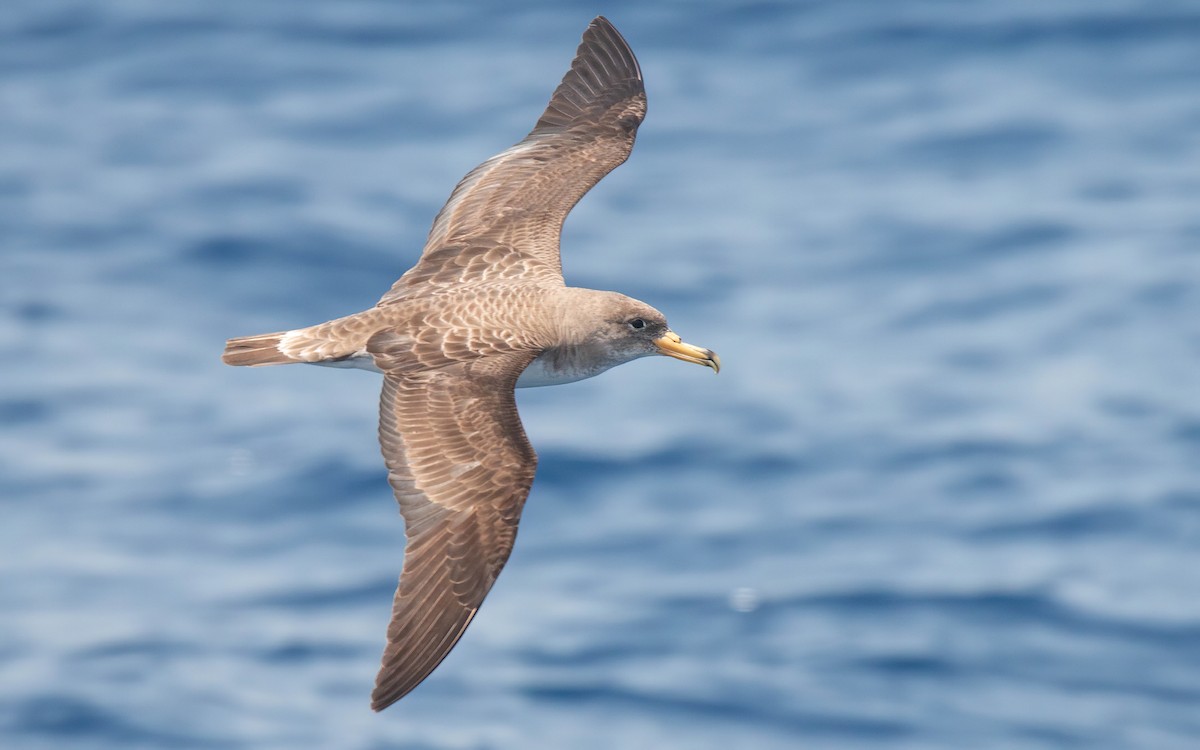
left=570, top=291, right=720, bottom=373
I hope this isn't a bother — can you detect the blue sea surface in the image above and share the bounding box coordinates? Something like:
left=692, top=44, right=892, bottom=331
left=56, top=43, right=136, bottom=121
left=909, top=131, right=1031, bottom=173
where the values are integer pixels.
left=3, top=1, right=1200, bottom=748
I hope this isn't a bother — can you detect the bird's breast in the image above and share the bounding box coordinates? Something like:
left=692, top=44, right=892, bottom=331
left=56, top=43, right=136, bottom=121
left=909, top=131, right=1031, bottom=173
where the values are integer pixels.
left=516, top=347, right=614, bottom=388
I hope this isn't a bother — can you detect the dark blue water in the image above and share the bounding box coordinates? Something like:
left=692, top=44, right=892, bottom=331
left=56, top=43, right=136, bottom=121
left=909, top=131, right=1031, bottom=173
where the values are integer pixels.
left=4, top=1, right=1200, bottom=748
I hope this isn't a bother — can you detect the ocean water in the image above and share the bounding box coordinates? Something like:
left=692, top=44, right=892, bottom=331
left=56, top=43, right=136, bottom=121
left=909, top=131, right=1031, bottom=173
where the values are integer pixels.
left=3, top=1, right=1200, bottom=748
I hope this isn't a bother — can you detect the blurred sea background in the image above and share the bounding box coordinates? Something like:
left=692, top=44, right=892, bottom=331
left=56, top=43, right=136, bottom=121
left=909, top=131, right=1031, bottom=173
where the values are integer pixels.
left=3, top=1, right=1200, bottom=748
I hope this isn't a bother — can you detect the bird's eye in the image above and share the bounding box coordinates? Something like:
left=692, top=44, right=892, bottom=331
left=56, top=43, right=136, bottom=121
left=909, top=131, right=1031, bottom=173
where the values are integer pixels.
left=628, top=318, right=646, bottom=330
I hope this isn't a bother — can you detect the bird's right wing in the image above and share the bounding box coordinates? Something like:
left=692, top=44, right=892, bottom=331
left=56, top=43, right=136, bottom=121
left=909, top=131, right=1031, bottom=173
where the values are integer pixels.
left=369, top=349, right=538, bottom=711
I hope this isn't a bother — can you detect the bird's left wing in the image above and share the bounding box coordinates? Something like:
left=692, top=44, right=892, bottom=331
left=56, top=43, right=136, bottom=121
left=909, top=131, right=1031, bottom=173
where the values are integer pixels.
left=379, top=16, right=645, bottom=297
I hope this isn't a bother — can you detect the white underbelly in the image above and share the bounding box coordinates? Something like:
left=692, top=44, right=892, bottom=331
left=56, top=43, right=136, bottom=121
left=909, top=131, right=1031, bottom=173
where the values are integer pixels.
left=516, top=353, right=608, bottom=388
left=310, top=354, right=382, bottom=374
left=307, top=351, right=610, bottom=387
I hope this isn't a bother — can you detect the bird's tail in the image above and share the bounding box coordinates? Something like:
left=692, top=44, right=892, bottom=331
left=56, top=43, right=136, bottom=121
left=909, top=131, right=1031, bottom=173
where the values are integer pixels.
left=222, top=331, right=296, bottom=367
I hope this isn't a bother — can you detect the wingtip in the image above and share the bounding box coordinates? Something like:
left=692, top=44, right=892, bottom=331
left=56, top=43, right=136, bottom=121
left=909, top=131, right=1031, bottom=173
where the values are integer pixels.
left=589, top=16, right=641, bottom=83
left=533, top=15, right=643, bottom=135
left=369, top=696, right=390, bottom=713
left=370, top=681, right=402, bottom=712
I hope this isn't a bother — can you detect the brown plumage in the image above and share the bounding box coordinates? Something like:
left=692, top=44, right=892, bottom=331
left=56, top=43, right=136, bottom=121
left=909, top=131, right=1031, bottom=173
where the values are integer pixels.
left=221, top=331, right=291, bottom=367
left=222, top=16, right=719, bottom=711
